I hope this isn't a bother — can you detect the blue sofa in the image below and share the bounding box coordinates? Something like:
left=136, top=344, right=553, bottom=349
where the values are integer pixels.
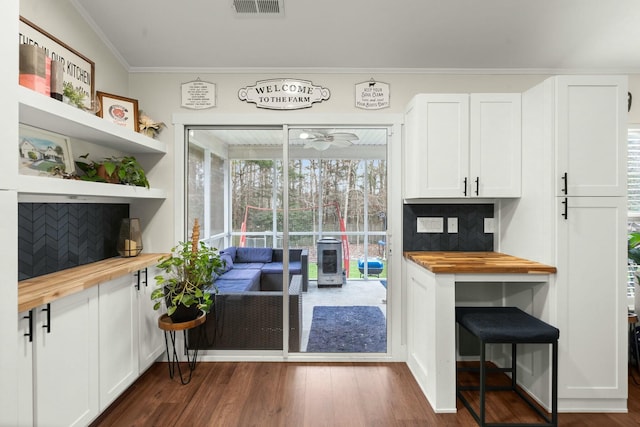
left=190, top=247, right=308, bottom=351
left=215, top=246, right=309, bottom=292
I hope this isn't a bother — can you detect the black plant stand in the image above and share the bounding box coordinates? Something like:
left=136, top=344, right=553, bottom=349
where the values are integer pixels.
left=158, top=312, right=206, bottom=385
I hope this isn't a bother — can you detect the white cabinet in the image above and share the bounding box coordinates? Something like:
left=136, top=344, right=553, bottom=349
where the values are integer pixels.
left=405, top=259, right=432, bottom=395
left=555, top=76, right=627, bottom=197
left=33, top=287, right=99, bottom=427
left=18, top=265, right=165, bottom=426
left=98, top=275, right=138, bottom=411
left=404, top=94, right=469, bottom=198
left=136, top=266, right=165, bottom=373
left=98, top=269, right=165, bottom=410
left=556, top=197, right=627, bottom=401
left=552, top=76, right=627, bottom=406
left=504, top=74, right=628, bottom=411
left=17, top=310, right=33, bottom=427
left=404, top=93, right=521, bottom=198
left=469, top=94, right=522, bottom=197
left=404, top=258, right=458, bottom=413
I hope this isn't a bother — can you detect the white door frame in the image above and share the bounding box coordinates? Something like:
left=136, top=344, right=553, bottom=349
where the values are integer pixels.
left=173, top=112, right=405, bottom=362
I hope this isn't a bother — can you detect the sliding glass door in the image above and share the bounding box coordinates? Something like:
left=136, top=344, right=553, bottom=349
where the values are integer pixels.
left=288, top=127, right=388, bottom=353
left=186, top=125, right=388, bottom=354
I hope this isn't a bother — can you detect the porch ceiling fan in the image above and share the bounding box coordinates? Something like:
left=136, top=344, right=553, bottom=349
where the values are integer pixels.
left=296, top=129, right=359, bottom=151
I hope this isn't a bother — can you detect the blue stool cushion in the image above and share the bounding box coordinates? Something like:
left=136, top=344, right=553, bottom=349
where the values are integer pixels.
left=456, top=306, right=559, bottom=343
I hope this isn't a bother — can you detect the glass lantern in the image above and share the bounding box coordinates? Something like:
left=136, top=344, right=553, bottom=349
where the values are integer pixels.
left=117, top=218, right=143, bottom=257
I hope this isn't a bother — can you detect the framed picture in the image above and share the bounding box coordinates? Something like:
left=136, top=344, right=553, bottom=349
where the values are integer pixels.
left=19, top=124, right=75, bottom=178
left=96, top=91, right=139, bottom=132
left=19, top=16, right=95, bottom=108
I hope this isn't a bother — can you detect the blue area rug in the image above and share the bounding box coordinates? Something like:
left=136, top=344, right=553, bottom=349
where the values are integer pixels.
left=306, top=306, right=387, bottom=353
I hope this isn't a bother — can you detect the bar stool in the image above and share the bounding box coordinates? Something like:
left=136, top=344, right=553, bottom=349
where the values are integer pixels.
left=456, top=306, right=559, bottom=427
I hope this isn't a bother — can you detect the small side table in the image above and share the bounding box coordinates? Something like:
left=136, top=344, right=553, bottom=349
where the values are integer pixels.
left=158, top=312, right=206, bottom=384
left=629, top=313, right=640, bottom=374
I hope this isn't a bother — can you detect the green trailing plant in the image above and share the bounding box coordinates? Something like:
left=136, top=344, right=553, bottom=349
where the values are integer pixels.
left=75, top=154, right=150, bottom=188
left=151, top=235, right=222, bottom=318
left=63, top=82, right=86, bottom=109
left=117, top=156, right=150, bottom=188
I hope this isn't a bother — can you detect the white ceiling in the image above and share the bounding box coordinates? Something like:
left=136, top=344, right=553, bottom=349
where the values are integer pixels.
left=71, top=0, right=640, bottom=72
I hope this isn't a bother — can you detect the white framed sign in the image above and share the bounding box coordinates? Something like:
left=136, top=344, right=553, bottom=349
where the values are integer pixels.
left=238, top=79, right=331, bottom=110
left=181, top=79, right=216, bottom=110
left=19, top=16, right=95, bottom=107
left=355, top=80, right=390, bottom=110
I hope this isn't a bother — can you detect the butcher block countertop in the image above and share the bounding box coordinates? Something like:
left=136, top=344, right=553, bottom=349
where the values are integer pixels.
left=18, top=253, right=168, bottom=312
left=404, top=251, right=557, bottom=274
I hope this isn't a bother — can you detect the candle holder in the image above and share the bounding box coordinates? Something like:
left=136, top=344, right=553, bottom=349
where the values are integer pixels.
left=117, top=218, right=142, bottom=257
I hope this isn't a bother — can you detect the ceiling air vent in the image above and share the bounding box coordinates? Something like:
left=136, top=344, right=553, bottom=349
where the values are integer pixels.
left=233, top=0, right=284, bottom=16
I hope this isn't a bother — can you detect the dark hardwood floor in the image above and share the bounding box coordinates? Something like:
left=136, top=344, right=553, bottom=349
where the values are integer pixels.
left=91, top=362, right=640, bottom=426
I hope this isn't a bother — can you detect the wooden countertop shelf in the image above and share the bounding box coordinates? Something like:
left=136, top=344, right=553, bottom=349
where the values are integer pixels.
left=18, top=253, right=168, bottom=312
left=403, top=251, right=557, bottom=274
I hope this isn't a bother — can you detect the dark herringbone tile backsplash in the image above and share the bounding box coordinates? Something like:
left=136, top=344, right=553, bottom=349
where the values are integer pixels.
left=18, top=203, right=129, bottom=280
left=403, top=203, right=494, bottom=251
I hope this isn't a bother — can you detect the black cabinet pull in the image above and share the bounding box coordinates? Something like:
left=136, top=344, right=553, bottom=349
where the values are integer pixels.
left=135, top=270, right=140, bottom=290
left=561, top=197, right=568, bottom=220
left=463, top=177, right=468, bottom=196
left=475, top=177, right=479, bottom=196
left=143, top=267, right=148, bottom=287
left=24, top=310, right=33, bottom=342
left=42, top=303, right=51, bottom=334
left=561, top=172, right=568, bottom=195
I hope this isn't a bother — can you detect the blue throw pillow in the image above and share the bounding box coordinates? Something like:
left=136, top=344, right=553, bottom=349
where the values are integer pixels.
left=237, top=247, right=273, bottom=263
left=221, top=247, right=237, bottom=261
left=220, top=253, right=234, bottom=273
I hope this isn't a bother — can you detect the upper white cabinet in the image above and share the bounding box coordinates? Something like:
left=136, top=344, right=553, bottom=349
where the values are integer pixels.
left=17, top=86, right=167, bottom=200
left=404, top=94, right=469, bottom=198
left=469, top=94, right=522, bottom=197
left=555, top=76, right=627, bottom=197
left=404, top=93, right=521, bottom=198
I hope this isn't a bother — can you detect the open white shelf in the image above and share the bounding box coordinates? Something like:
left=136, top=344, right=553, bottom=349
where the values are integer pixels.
left=18, top=85, right=167, bottom=200
left=18, top=175, right=166, bottom=199
left=18, top=86, right=167, bottom=155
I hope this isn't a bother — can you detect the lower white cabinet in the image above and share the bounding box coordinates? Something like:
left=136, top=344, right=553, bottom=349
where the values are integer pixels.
left=18, top=287, right=100, bottom=427
left=17, top=310, right=34, bottom=427
left=99, top=275, right=138, bottom=411
left=17, top=268, right=165, bottom=426
left=405, top=259, right=431, bottom=389
left=137, top=266, right=165, bottom=373
left=556, top=196, right=627, bottom=405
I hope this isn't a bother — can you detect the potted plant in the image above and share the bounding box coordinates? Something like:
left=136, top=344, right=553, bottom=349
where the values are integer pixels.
left=151, top=219, right=222, bottom=322
left=117, top=156, right=150, bottom=188
left=75, top=154, right=150, bottom=188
